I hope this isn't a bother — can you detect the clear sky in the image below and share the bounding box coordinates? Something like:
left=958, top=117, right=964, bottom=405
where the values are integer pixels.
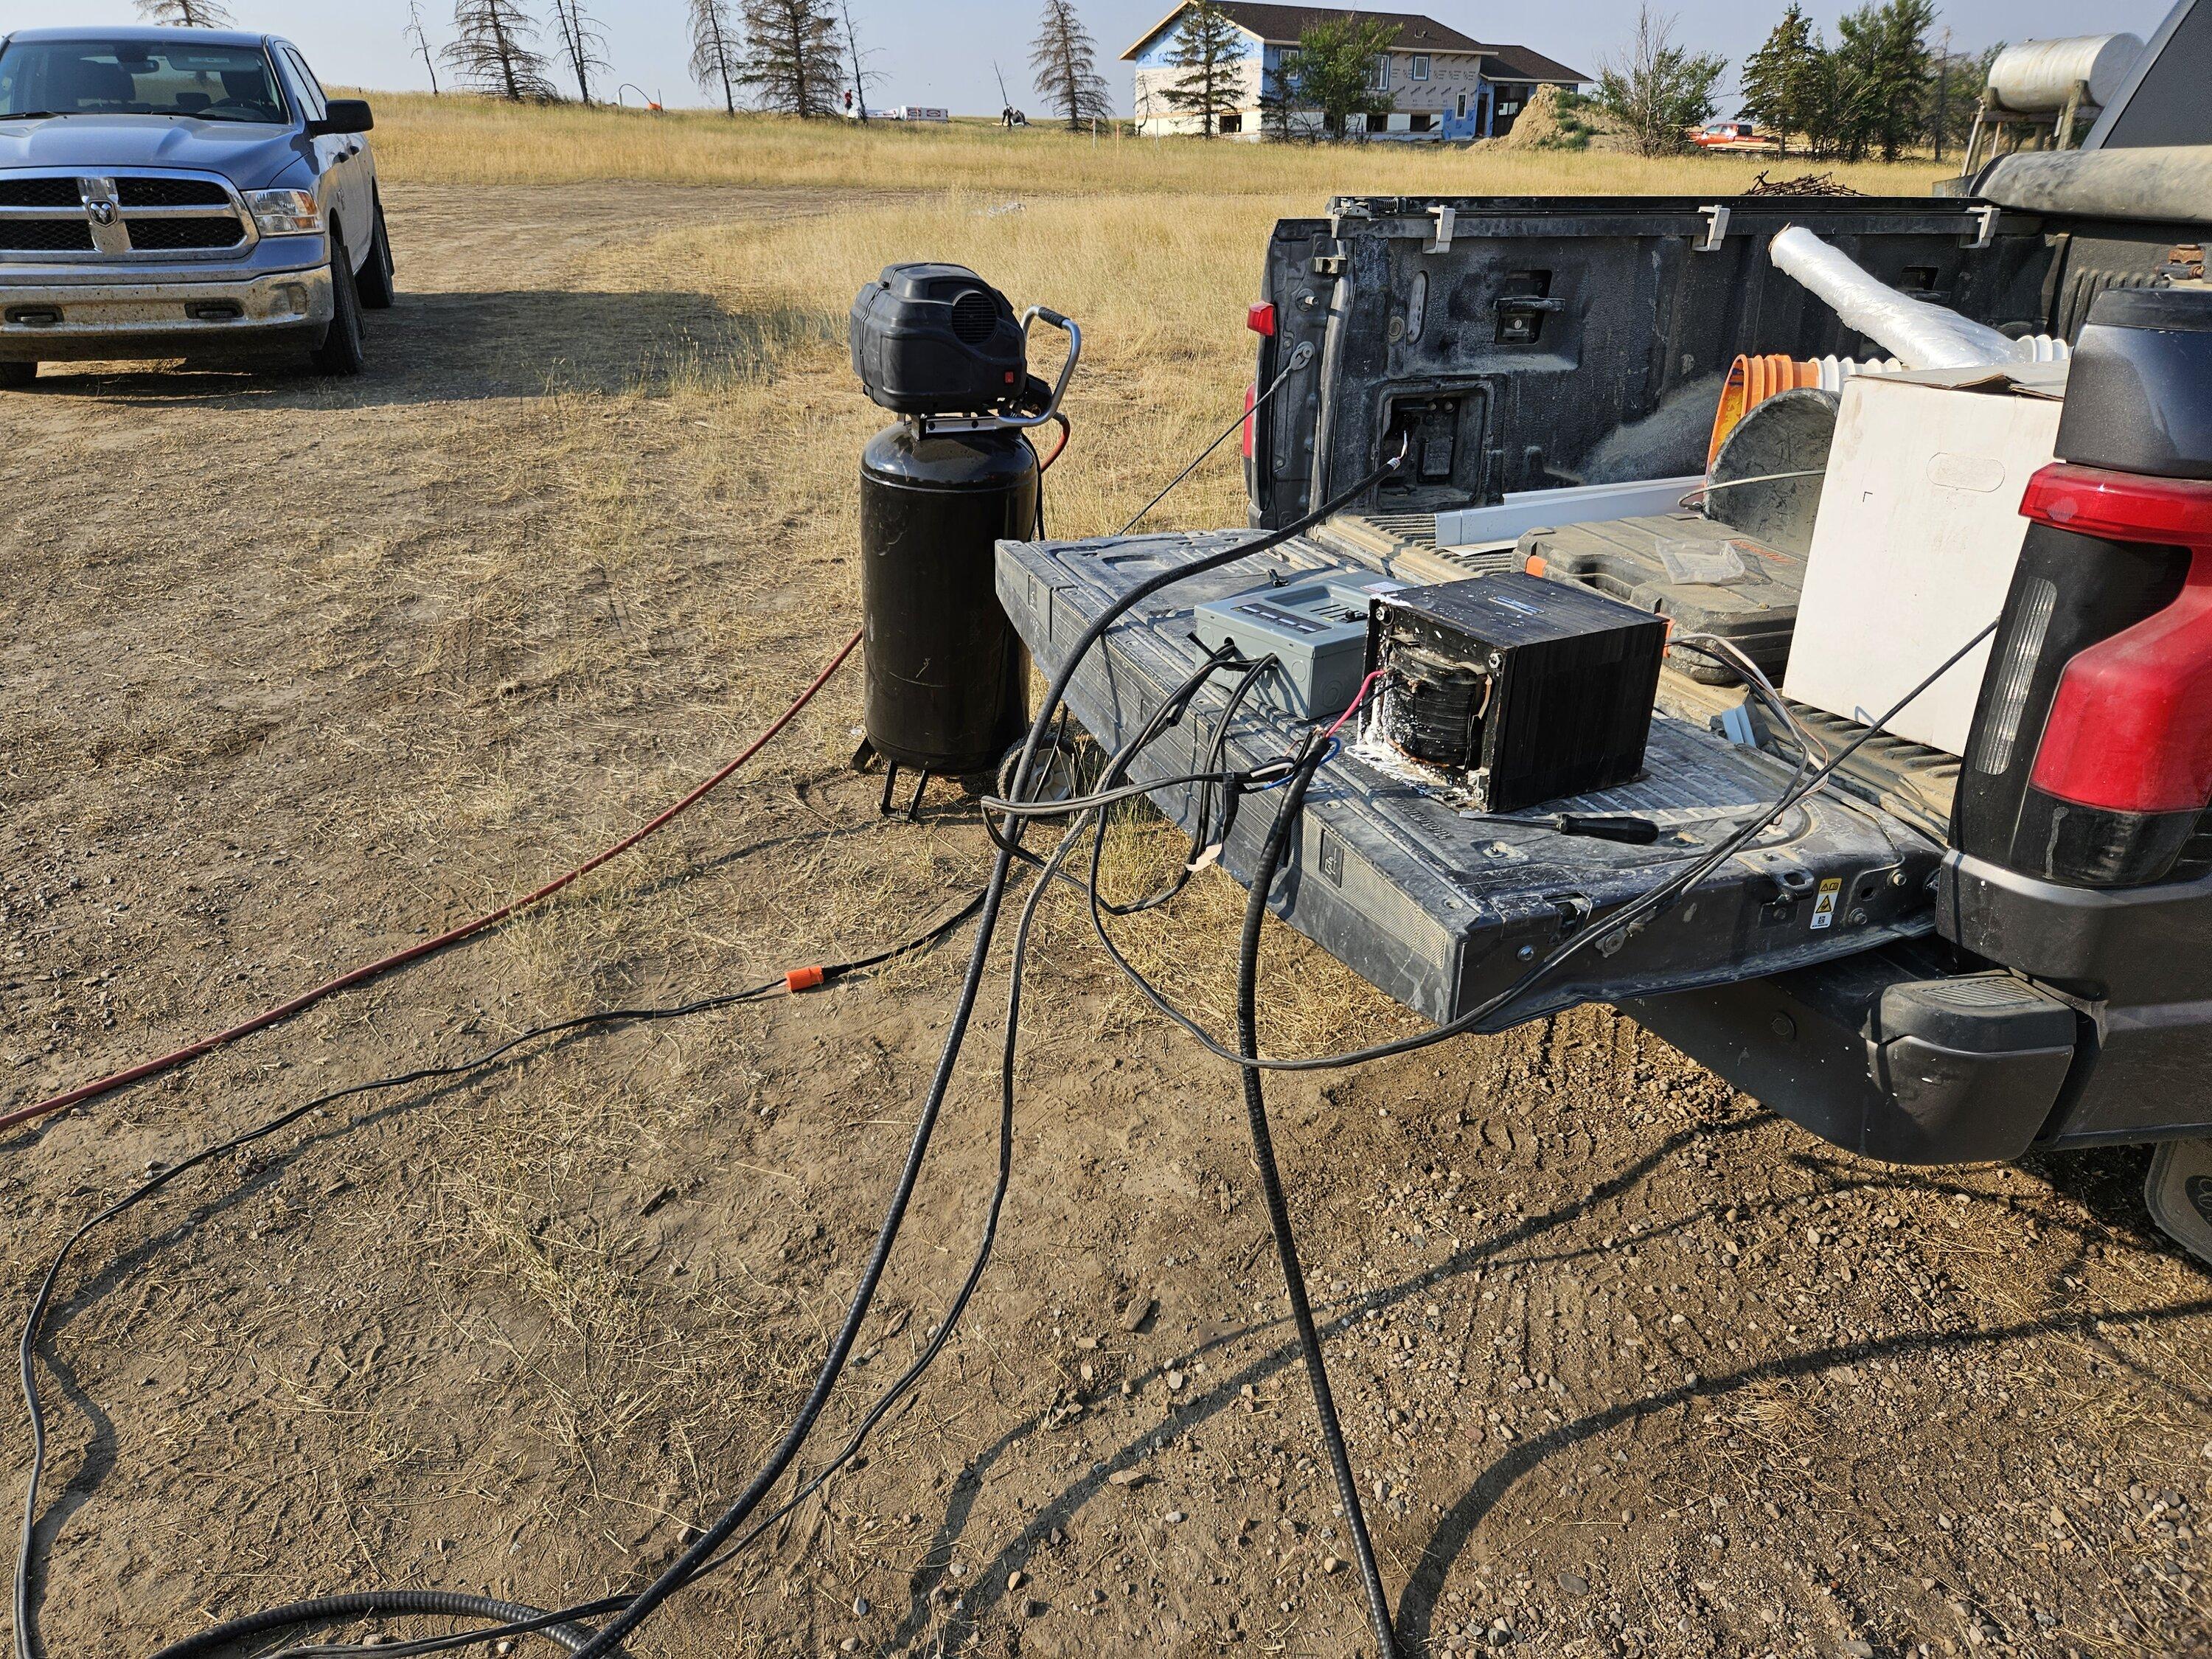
left=0, top=1, right=2177, bottom=115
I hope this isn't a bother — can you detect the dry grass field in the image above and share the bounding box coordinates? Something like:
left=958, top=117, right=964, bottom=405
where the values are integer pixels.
left=359, top=92, right=1942, bottom=199
left=4, top=98, right=2208, bottom=1659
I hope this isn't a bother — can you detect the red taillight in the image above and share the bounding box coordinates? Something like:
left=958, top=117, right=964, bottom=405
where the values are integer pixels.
left=2021, top=463, right=2212, bottom=544
left=1240, top=380, right=1259, bottom=460
left=2022, top=464, right=2212, bottom=815
left=1246, top=301, right=1276, bottom=337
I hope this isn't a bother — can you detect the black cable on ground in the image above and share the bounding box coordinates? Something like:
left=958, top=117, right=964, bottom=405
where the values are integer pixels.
left=15, top=897, right=984, bottom=1659
left=268, top=658, right=1245, bottom=1659
left=27, top=444, right=1407, bottom=1659
left=146, top=1592, right=601, bottom=1659
left=1231, top=734, right=1400, bottom=1659
left=559, top=446, right=1413, bottom=1659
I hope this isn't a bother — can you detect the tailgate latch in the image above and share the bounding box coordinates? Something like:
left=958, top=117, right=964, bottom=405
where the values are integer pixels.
left=1424, top=204, right=1457, bottom=254
left=1696, top=204, right=1731, bottom=253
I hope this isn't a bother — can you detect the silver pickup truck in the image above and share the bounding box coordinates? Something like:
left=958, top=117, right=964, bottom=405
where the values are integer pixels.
left=0, top=25, right=392, bottom=382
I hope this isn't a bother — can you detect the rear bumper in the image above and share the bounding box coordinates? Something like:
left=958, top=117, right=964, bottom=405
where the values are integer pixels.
left=1938, top=852, right=2212, bottom=1144
left=1622, top=942, right=2081, bottom=1165
left=0, top=262, right=333, bottom=361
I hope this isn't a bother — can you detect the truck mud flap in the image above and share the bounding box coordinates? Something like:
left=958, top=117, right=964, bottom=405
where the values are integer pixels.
left=998, top=529, right=1947, bottom=1030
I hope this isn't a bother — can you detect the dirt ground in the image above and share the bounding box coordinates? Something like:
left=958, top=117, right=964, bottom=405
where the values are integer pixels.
left=6, top=184, right=2212, bottom=1659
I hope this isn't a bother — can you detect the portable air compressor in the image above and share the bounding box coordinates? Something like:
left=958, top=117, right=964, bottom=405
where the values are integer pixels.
left=848, top=264, right=1081, bottom=811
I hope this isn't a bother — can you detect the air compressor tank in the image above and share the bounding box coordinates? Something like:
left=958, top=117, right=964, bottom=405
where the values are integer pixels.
left=858, top=421, right=1036, bottom=782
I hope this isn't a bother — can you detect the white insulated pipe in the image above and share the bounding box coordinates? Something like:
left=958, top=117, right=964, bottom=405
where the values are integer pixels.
left=1770, top=226, right=2062, bottom=371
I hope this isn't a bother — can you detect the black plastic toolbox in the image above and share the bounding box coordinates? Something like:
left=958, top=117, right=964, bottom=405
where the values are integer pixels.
left=997, top=528, right=1944, bottom=1029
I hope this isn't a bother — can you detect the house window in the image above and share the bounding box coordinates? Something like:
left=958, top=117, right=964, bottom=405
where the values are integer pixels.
left=1410, top=111, right=1436, bottom=131
left=1220, top=112, right=1243, bottom=133
left=1368, top=55, right=1391, bottom=90
left=1410, top=55, right=1430, bottom=81
left=1456, top=91, right=1468, bottom=119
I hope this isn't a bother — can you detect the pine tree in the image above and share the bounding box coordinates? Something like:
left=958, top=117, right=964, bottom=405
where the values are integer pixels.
left=1739, top=4, right=1824, bottom=157
left=1597, top=5, right=1726, bottom=158
left=688, top=0, right=744, bottom=116
left=737, top=0, right=845, bottom=118
left=548, top=0, right=610, bottom=106
left=1030, top=0, right=1112, bottom=131
left=1161, top=1, right=1245, bottom=137
left=405, top=1, right=442, bottom=95
left=135, top=0, right=232, bottom=24
left=443, top=0, right=557, bottom=102
left=839, top=0, right=883, bottom=120
left=1834, top=0, right=1933, bottom=162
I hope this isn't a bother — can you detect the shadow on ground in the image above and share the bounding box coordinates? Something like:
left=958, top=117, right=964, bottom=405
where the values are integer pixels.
left=15, top=288, right=810, bottom=409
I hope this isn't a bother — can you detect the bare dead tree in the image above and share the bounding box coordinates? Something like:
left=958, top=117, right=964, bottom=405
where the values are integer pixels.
left=1029, top=0, right=1112, bottom=131
left=442, top=0, right=557, bottom=102
left=839, top=0, right=884, bottom=122
left=135, top=0, right=233, bottom=24
left=405, top=1, right=442, bottom=95
left=688, top=0, right=744, bottom=114
left=737, top=0, right=844, bottom=118
left=548, top=0, right=611, bottom=106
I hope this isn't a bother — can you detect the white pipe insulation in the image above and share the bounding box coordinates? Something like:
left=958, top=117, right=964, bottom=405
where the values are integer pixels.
left=1768, top=226, right=2053, bottom=371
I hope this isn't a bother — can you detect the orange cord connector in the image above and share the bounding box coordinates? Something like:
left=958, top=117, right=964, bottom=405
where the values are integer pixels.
left=785, top=965, right=827, bottom=994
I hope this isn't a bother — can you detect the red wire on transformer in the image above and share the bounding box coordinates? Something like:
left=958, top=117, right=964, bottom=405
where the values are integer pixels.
left=0, top=629, right=865, bottom=1140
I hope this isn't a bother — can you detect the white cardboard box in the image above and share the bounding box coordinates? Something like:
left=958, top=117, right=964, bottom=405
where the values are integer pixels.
left=1784, top=372, right=2064, bottom=757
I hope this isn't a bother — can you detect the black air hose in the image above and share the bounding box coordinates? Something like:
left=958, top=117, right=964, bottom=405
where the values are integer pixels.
left=145, top=1589, right=605, bottom=1658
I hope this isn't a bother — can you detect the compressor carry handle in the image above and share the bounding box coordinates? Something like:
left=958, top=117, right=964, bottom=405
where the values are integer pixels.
left=911, top=306, right=1082, bottom=437
left=1007, top=306, right=1081, bottom=430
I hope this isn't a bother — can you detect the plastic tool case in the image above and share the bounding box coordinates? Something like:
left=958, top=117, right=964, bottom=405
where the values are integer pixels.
left=1520, top=513, right=1806, bottom=686
left=996, top=529, right=1943, bottom=1027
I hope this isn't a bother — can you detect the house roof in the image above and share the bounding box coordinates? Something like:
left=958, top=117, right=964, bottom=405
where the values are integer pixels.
left=1475, top=42, right=1589, bottom=84
left=1122, top=4, right=1488, bottom=60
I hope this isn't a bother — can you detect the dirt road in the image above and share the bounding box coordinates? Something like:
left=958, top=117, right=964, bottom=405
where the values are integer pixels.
left=4, top=185, right=2210, bottom=1659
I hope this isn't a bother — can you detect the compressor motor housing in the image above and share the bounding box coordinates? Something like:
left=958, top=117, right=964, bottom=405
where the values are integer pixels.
left=851, top=262, right=1042, bottom=417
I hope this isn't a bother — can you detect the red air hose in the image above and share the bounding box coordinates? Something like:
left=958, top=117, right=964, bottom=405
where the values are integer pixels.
left=1, top=630, right=864, bottom=1139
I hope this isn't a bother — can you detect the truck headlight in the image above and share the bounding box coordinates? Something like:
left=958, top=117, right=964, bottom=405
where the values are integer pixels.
left=245, top=188, right=323, bottom=237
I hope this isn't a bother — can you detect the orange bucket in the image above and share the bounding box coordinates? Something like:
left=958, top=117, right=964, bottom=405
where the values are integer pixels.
left=1708, top=354, right=1823, bottom=469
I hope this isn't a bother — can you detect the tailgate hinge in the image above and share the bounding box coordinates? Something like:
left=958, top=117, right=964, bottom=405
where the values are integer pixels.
left=1961, top=204, right=2001, bottom=250
left=1695, top=204, right=1731, bottom=253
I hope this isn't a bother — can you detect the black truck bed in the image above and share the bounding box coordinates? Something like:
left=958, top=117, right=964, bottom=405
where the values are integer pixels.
left=998, top=526, right=1944, bottom=1029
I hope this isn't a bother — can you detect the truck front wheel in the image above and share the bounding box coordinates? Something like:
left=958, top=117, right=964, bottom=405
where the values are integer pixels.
left=311, top=230, right=366, bottom=377
left=0, top=363, right=36, bottom=389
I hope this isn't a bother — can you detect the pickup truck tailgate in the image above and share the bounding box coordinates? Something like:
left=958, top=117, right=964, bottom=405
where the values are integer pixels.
left=998, top=529, right=1944, bottom=1029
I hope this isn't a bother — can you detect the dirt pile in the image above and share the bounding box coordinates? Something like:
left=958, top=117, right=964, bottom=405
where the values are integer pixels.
left=1485, top=84, right=1628, bottom=152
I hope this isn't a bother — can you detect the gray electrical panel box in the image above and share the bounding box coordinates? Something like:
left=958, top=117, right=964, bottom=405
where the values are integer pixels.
left=1192, top=576, right=1400, bottom=717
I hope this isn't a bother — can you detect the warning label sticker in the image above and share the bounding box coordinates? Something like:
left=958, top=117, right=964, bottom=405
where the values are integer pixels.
left=1811, top=878, right=1843, bottom=931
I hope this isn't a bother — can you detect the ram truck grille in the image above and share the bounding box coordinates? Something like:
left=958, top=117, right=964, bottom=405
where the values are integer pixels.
left=0, top=172, right=254, bottom=260
left=0, top=220, right=97, bottom=253
left=125, top=217, right=248, bottom=251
